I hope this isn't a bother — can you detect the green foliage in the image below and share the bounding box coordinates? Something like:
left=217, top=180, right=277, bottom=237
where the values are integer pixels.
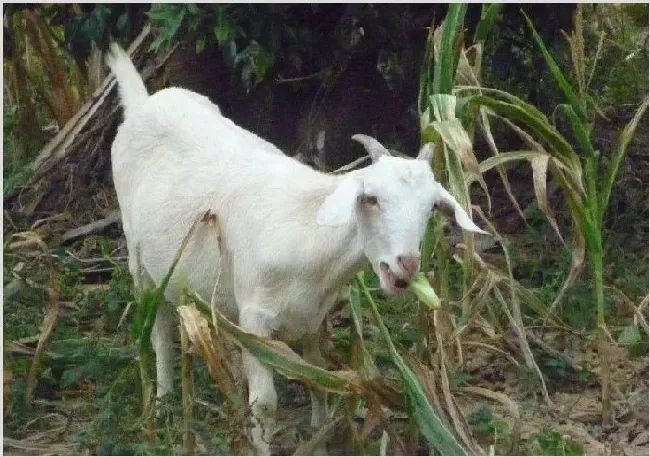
left=617, top=325, right=642, bottom=345
left=586, top=4, right=649, bottom=109
left=66, top=364, right=162, bottom=455
left=522, top=12, right=588, bottom=121
left=433, top=4, right=468, bottom=96
left=449, top=369, right=472, bottom=388
left=526, top=428, right=585, bottom=456
left=474, top=4, right=503, bottom=44
left=2, top=277, right=48, bottom=342
left=148, top=4, right=198, bottom=53
left=53, top=340, right=135, bottom=388
left=148, top=4, right=278, bottom=90
left=468, top=406, right=508, bottom=439
left=68, top=5, right=116, bottom=44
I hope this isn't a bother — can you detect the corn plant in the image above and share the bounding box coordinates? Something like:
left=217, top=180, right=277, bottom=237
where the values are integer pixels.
left=411, top=8, right=555, bottom=454
left=451, top=6, right=648, bottom=427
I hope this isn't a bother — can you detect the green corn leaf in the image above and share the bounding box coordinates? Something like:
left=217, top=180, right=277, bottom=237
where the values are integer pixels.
left=473, top=3, right=502, bottom=43
left=433, top=3, right=467, bottom=95
left=456, top=86, right=549, bottom=124
left=136, top=289, right=160, bottom=355
left=137, top=215, right=204, bottom=348
left=356, top=273, right=466, bottom=456
left=522, top=11, right=587, bottom=121
left=463, top=95, right=583, bottom=176
left=420, top=216, right=439, bottom=271
left=558, top=104, right=600, bottom=222
left=598, top=97, right=649, bottom=223
left=430, top=94, right=490, bottom=201
left=418, top=26, right=436, bottom=117
left=188, top=291, right=364, bottom=395
left=558, top=104, right=596, bottom=160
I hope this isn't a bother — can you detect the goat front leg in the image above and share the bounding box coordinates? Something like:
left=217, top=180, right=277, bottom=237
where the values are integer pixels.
left=240, top=308, right=277, bottom=455
left=303, top=329, right=328, bottom=427
left=303, top=327, right=328, bottom=455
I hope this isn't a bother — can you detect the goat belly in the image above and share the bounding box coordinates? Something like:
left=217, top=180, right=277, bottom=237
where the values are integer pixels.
left=262, top=283, right=339, bottom=342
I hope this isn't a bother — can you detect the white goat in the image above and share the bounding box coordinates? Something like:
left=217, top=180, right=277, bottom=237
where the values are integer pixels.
left=106, top=43, right=485, bottom=455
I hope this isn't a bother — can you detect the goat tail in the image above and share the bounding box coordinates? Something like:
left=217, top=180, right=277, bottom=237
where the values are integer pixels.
left=105, top=43, right=148, bottom=117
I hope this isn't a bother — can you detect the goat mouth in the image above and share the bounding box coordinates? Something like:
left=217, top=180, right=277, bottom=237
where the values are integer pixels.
left=379, top=262, right=409, bottom=292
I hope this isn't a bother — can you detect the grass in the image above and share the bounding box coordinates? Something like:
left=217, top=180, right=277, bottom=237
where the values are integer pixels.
left=3, top=221, right=647, bottom=454
left=3, top=239, right=238, bottom=455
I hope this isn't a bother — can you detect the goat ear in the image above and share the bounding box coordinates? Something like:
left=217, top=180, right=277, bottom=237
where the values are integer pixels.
left=351, top=134, right=391, bottom=162
left=417, top=143, right=434, bottom=163
left=316, top=176, right=362, bottom=227
left=434, top=185, right=489, bottom=235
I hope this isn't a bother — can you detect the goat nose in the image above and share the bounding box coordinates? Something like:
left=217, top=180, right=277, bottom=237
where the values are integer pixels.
left=397, top=255, right=420, bottom=278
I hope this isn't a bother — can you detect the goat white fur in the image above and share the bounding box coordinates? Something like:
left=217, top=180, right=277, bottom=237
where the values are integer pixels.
left=106, top=43, right=485, bottom=455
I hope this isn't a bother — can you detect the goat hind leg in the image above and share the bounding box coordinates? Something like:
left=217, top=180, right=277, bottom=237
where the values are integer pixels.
left=128, top=245, right=174, bottom=417
left=152, top=301, right=175, bottom=402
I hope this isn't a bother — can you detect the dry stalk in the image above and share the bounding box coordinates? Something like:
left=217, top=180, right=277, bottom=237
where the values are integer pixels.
left=202, top=210, right=223, bottom=331
left=180, top=322, right=196, bottom=455
left=432, top=310, right=481, bottom=454
left=133, top=243, right=154, bottom=424
left=461, top=341, right=521, bottom=369
left=292, top=415, right=345, bottom=456
left=472, top=206, right=553, bottom=406
left=494, top=286, right=552, bottom=404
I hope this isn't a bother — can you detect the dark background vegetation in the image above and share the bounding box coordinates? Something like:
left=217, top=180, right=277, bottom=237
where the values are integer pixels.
left=3, top=3, right=648, bottom=456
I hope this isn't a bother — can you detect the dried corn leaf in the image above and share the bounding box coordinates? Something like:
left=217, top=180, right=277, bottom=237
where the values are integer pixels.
left=430, top=94, right=490, bottom=201
left=531, top=153, right=564, bottom=242
left=178, top=305, right=238, bottom=396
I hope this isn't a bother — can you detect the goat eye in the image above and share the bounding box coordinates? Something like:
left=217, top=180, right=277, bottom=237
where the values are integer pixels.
left=362, top=195, right=379, bottom=206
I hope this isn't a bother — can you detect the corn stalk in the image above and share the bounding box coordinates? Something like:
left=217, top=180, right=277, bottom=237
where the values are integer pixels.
left=418, top=2, right=470, bottom=370
left=419, top=3, right=555, bottom=407
left=451, top=6, right=649, bottom=426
